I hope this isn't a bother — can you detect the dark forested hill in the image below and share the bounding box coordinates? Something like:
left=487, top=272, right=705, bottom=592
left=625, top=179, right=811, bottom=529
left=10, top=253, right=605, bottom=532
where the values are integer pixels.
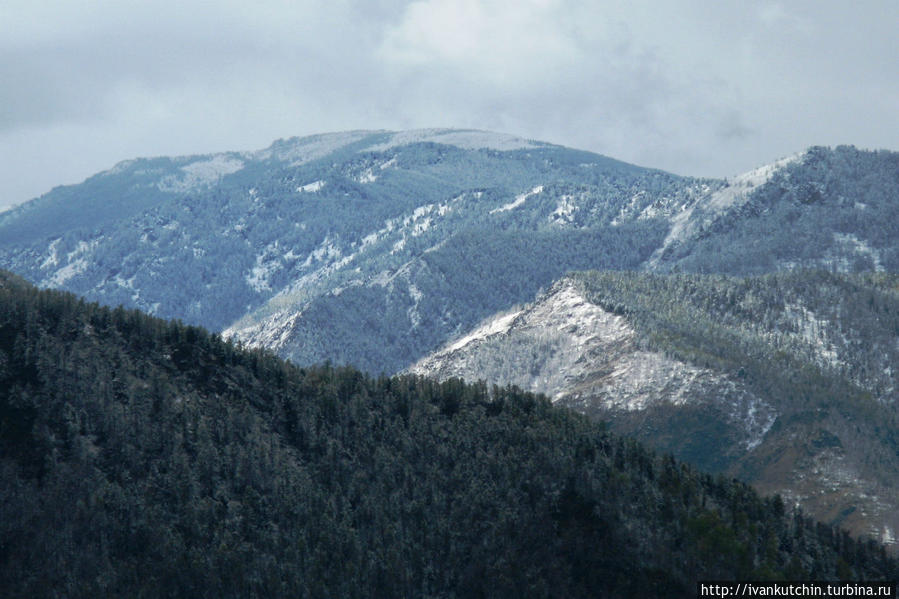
left=2, top=270, right=896, bottom=597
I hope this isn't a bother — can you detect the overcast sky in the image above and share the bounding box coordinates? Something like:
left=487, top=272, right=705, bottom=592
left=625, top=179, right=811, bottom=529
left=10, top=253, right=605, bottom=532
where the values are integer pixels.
left=1, top=0, right=897, bottom=210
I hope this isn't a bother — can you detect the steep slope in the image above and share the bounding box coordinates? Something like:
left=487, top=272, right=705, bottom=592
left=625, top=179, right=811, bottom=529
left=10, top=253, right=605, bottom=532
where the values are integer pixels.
left=0, top=129, right=705, bottom=373
left=408, top=270, right=899, bottom=548
left=4, top=270, right=896, bottom=596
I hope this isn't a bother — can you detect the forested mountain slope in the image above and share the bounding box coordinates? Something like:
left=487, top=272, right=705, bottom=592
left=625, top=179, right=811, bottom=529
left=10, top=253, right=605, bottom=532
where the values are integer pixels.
left=1, top=270, right=896, bottom=597
left=2, top=131, right=895, bottom=373
left=0, top=129, right=700, bottom=373
left=649, top=146, right=899, bottom=274
left=409, top=270, right=899, bottom=549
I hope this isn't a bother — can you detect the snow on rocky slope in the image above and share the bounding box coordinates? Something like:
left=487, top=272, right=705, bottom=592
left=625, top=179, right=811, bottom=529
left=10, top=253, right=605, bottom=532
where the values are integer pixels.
left=408, top=280, right=776, bottom=451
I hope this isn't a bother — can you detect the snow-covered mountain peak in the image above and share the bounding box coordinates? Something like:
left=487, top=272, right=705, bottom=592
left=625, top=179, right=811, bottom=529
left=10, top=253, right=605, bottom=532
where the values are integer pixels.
left=365, top=128, right=544, bottom=152
left=252, top=130, right=377, bottom=165
left=244, top=128, right=545, bottom=168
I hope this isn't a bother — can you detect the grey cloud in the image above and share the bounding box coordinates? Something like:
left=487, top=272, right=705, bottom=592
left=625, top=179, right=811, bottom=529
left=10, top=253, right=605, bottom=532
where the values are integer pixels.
left=716, top=112, right=754, bottom=142
left=0, top=1, right=390, bottom=133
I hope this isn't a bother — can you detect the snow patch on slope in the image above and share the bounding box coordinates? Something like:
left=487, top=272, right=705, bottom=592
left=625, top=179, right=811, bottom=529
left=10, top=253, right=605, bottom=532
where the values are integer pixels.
left=158, top=155, right=245, bottom=192
left=357, top=200, right=455, bottom=255
left=246, top=243, right=286, bottom=293
left=298, top=180, right=326, bottom=193
left=491, top=185, right=543, bottom=214
left=224, top=309, right=302, bottom=352
left=550, top=195, right=577, bottom=226
left=40, top=238, right=62, bottom=270
left=43, top=239, right=100, bottom=287
left=409, top=283, right=617, bottom=397
left=407, top=282, right=424, bottom=327
left=445, top=310, right=523, bottom=353
left=781, top=302, right=844, bottom=369
left=882, top=526, right=895, bottom=547
left=226, top=195, right=461, bottom=351
left=46, top=259, right=88, bottom=287
left=356, top=168, right=378, bottom=184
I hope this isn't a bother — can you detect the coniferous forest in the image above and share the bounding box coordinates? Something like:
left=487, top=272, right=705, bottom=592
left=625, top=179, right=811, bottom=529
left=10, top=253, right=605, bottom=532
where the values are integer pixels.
left=1, top=269, right=896, bottom=597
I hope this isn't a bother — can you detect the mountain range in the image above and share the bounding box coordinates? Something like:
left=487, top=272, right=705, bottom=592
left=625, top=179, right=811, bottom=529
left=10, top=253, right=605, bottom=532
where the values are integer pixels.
left=1, top=128, right=898, bottom=553
left=3, top=130, right=897, bottom=375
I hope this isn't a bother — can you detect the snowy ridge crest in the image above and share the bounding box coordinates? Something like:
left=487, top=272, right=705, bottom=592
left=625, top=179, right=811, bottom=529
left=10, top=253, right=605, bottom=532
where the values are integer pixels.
left=365, top=129, right=543, bottom=152
left=648, top=151, right=805, bottom=266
